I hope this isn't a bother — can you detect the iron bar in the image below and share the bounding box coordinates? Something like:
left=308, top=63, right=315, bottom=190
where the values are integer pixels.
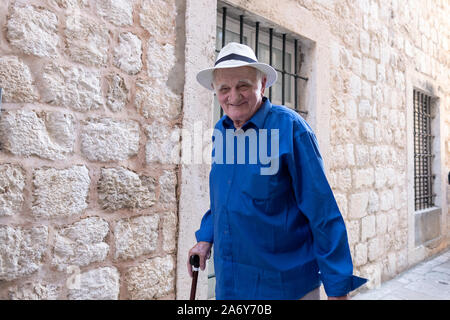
left=239, top=15, right=244, bottom=44
left=282, top=33, right=286, bottom=105
left=255, top=22, right=259, bottom=58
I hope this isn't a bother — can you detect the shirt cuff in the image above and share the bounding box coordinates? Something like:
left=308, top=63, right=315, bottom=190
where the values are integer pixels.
left=195, top=228, right=214, bottom=243
left=319, top=273, right=367, bottom=297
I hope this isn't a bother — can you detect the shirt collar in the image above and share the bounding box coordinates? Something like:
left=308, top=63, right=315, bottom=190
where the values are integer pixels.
left=222, top=97, right=272, bottom=130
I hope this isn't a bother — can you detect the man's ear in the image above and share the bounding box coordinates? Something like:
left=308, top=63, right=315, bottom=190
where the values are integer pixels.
left=260, top=76, right=267, bottom=96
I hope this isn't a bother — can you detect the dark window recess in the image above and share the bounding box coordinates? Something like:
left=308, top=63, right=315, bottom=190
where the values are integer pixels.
left=413, top=89, right=435, bottom=211
left=216, top=4, right=308, bottom=117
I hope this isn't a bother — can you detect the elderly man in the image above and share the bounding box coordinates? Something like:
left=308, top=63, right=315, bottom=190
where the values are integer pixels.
left=188, top=42, right=366, bottom=300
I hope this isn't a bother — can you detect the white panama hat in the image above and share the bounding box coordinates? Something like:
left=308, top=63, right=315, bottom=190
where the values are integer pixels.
left=196, top=42, right=278, bottom=91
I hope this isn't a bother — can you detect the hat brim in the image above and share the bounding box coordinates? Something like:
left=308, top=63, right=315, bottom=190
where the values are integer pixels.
left=196, top=61, right=278, bottom=91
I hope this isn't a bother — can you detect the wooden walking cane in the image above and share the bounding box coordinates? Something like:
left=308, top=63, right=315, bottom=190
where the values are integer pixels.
left=189, top=255, right=200, bottom=300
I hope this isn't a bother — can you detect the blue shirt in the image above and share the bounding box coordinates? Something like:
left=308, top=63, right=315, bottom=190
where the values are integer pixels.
left=196, top=97, right=367, bottom=299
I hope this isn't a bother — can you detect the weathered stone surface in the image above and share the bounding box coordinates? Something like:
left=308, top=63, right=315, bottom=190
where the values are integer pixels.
left=97, top=0, right=133, bottom=26
left=135, top=79, right=181, bottom=120
left=126, top=255, right=174, bottom=299
left=361, top=214, right=376, bottom=240
left=113, top=32, right=142, bottom=75
left=64, top=13, right=109, bottom=67
left=68, top=267, right=120, bottom=300
left=32, top=166, right=90, bottom=219
left=348, top=192, right=368, bottom=219
left=162, top=212, right=177, bottom=253
left=140, top=0, right=176, bottom=44
left=0, top=110, right=75, bottom=160
left=8, top=282, right=60, bottom=300
left=40, top=62, right=103, bottom=112
left=97, top=167, right=156, bottom=211
left=48, top=0, right=89, bottom=9
left=81, top=118, right=139, bottom=162
left=147, top=38, right=176, bottom=80
left=52, top=217, right=109, bottom=271
left=0, top=225, right=48, bottom=281
left=114, top=215, right=159, bottom=260
left=145, top=122, right=180, bottom=164
left=0, top=164, right=25, bottom=217
left=7, top=4, right=59, bottom=58
left=159, top=170, right=177, bottom=205
left=0, top=56, right=38, bottom=103
left=106, top=74, right=128, bottom=112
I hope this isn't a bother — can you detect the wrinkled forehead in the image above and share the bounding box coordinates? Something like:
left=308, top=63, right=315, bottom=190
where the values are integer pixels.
left=213, top=66, right=258, bottom=85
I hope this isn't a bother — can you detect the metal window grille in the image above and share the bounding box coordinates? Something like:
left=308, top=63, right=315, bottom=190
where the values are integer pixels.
left=216, top=4, right=308, bottom=118
left=413, top=89, right=435, bottom=211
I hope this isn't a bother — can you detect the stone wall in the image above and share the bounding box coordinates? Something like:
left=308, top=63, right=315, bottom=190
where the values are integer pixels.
left=0, top=0, right=184, bottom=299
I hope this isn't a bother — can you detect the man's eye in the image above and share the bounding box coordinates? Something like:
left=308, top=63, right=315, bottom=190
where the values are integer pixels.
left=220, top=88, right=229, bottom=93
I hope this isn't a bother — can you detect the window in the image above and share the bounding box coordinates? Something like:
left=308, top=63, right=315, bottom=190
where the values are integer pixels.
left=413, top=89, right=435, bottom=210
left=213, top=3, right=308, bottom=124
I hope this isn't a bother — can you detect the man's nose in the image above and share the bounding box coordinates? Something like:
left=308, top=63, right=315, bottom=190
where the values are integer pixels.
left=228, top=88, right=241, bottom=104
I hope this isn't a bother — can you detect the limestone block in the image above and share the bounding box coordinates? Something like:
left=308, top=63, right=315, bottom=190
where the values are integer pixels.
left=345, top=98, right=357, bottom=119
left=367, top=190, right=379, bottom=214
left=379, top=190, right=394, bottom=212
left=97, top=0, right=133, bottom=26
left=159, top=170, right=177, bottom=205
left=359, top=30, right=370, bottom=54
left=7, top=4, right=59, bottom=58
left=32, top=165, right=90, bottom=219
left=147, top=38, right=176, bottom=80
left=52, top=217, right=109, bottom=271
left=335, top=168, right=351, bottom=192
left=114, top=215, right=159, bottom=260
left=68, top=267, right=120, bottom=300
left=0, top=56, right=38, bottom=103
left=354, top=144, right=369, bottom=166
left=0, top=225, right=48, bottom=281
left=145, top=122, right=180, bottom=164
left=140, top=0, right=176, bottom=44
left=368, top=237, right=380, bottom=261
left=65, top=13, right=109, bottom=67
left=348, top=192, right=368, bottom=219
left=361, top=215, right=376, bottom=240
left=8, top=282, right=60, bottom=300
left=376, top=213, right=387, bottom=235
left=0, top=164, right=25, bottom=217
left=135, top=79, right=181, bottom=120
left=346, top=220, right=360, bottom=246
left=361, top=121, right=374, bottom=142
left=362, top=57, right=376, bottom=82
left=0, top=110, right=75, bottom=160
left=162, top=211, right=177, bottom=253
left=48, top=0, right=89, bottom=9
left=352, top=167, right=374, bottom=189
left=81, top=118, right=139, bottom=162
left=126, top=255, right=175, bottom=299
left=358, top=100, right=371, bottom=118
left=113, top=32, right=143, bottom=75
left=40, top=62, right=103, bottom=112
left=348, top=74, right=361, bottom=98
left=106, top=74, right=128, bottom=112
left=354, top=242, right=368, bottom=267
left=97, top=167, right=156, bottom=211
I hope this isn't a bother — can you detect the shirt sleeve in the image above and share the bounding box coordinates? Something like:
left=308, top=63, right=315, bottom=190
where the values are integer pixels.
left=288, top=129, right=367, bottom=297
left=195, top=209, right=214, bottom=243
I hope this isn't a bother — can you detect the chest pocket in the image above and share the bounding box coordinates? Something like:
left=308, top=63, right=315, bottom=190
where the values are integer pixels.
left=240, top=164, right=291, bottom=200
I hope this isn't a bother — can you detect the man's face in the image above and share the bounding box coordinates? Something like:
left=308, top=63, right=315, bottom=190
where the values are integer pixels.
left=213, top=66, right=267, bottom=127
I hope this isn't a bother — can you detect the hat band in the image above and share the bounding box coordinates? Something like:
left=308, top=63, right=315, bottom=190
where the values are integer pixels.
left=214, top=53, right=257, bottom=66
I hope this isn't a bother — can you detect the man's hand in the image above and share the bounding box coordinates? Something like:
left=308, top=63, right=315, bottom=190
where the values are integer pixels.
left=328, top=295, right=349, bottom=300
left=187, top=241, right=212, bottom=278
